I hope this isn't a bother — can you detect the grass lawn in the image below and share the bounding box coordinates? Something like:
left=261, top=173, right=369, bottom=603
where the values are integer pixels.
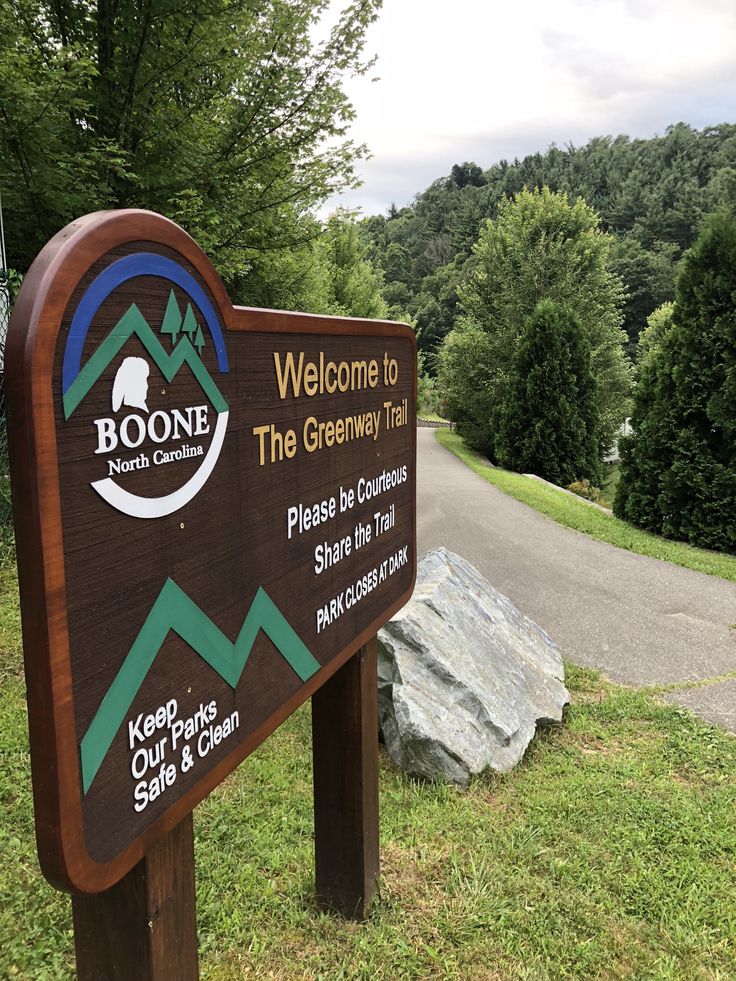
left=417, top=411, right=449, bottom=423
left=1, top=565, right=735, bottom=979
left=436, top=429, right=736, bottom=583
left=600, top=463, right=621, bottom=509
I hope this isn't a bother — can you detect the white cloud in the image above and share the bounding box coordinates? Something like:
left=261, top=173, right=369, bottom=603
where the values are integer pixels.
left=318, top=0, right=736, bottom=217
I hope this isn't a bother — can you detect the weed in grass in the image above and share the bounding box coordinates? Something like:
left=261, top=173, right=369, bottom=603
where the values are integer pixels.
left=435, top=429, right=736, bottom=582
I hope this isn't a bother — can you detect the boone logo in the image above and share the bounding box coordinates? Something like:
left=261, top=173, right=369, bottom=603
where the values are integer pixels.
left=61, top=254, right=230, bottom=519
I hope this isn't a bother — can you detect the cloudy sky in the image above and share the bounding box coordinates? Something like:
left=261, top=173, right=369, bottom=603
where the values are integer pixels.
left=320, top=0, right=736, bottom=217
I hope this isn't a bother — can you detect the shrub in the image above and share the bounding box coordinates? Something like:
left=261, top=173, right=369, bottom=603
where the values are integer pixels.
left=496, top=300, right=602, bottom=486
left=567, top=480, right=605, bottom=505
left=417, top=370, right=440, bottom=416
left=615, top=209, right=736, bottom=552
left=636, top=301, right=674, bottom=378
left=439, top=186, right=631, bottom=458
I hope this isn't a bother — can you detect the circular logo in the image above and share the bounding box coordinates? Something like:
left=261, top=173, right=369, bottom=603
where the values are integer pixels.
left=62, top=254, right=229, bottom=519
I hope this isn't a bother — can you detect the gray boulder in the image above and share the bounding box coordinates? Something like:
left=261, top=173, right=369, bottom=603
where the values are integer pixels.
left=377, top=547, right=569, bottom=786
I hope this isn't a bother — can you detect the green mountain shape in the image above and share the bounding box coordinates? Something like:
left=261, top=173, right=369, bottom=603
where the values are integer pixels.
left=63, top=303, right=227, bottom=419
left=80, top=580, right=320, bottom=793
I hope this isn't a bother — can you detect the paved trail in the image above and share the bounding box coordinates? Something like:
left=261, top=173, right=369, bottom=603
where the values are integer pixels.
left=416, top=428, right=736, bottom=731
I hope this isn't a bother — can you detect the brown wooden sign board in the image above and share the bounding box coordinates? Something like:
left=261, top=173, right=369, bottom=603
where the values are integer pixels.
left=7, top=210, right=416, bottom=895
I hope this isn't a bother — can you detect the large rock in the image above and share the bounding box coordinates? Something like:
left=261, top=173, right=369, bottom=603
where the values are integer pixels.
left=377, top=547, right=569, bottom=786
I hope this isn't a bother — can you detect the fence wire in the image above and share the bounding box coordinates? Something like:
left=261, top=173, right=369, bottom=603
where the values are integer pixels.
left=0, top=271, right=13, bottom=555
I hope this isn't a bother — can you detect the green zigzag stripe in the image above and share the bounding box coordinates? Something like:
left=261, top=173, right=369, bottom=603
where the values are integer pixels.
left=63, top=304, right=228, bottom=419
left=80, top=581, right=320, bottom=793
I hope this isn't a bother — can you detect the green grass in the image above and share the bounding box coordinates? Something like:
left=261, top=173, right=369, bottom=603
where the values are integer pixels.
left=600, top=462, right=621, bottom=509
left=1, top=569, right=735, bottom=978
left=436, top=429, right=736, bottom=583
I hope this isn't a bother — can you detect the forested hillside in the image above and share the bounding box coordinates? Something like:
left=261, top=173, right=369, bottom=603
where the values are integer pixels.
left=362, top=123, right=736, bottom=366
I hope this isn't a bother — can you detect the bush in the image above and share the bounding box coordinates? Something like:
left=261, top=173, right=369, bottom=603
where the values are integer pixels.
left=496, top=300, right=602, bottom=486
left=439, top=186, right=631, bottom=458
left=437, top=323, right=497, bottom=453
left=615, top=209, right=736, bottom=552
left=417, top=370, right=440, bottom=416
left=635, top=301, right=674, bottom=380
left=567, top=479, right=605, bottom=505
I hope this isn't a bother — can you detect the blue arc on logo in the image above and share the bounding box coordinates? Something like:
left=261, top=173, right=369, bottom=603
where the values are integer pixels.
left=62, top=253, right=229, bottom=393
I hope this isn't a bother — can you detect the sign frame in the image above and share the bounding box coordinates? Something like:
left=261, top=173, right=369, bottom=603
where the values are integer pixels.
left=6, top=209, right=416, bottom=894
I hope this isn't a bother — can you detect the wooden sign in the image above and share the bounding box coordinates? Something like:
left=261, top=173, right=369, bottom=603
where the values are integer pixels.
left=7, top=210, right=416, bottom=895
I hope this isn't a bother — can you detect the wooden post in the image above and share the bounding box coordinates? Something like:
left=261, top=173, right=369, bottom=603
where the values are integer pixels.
left=71, top=813, right=198, bottom=980
left=312, top=637, right=379, bottom=919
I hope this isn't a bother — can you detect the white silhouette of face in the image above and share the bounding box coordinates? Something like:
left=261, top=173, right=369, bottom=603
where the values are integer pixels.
left=112, top=357, right=150, bottom=413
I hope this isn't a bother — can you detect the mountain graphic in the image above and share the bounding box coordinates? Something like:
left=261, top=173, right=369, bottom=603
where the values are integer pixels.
left=63, top=303, right=228, bottom=420
left=80, top=581, right=320, bottom=793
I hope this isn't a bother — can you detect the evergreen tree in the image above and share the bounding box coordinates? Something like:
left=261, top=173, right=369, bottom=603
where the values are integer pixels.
left=615, top=209, right=736, bottom=552
left=608, top=236, right=679, bottom=352
left=635, top=301, right=674, bottom=377
left=496, top=301, right=601, bottom=486
left=438, top=187, right=630, bottom=458
left=181, top=303, right=197, bottom=344
left=449, top=162, right=485, bottom=189
left=181, top=305, right=198, bottom=343
left=160, top=291, right=182, bottom=346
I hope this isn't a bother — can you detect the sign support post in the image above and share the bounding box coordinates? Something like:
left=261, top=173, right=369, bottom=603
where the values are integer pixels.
left=312, top=637, right=379, bottom=919
left=71, top=814, right=199, bottom=981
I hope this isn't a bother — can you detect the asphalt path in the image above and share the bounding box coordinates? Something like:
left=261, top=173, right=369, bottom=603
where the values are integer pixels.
left=416, top=427, right=736, bottom=731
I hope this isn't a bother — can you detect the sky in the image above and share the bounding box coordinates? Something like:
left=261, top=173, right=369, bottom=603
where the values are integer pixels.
left=319, top=0, right=736, bottom=218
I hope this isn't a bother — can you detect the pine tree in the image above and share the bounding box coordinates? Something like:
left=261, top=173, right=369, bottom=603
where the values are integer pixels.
left=615, top=209, right=736, bottom=552
left=181, top=304, right=198, bottom=343
left=160, top=291, right=182, bottom=346
left=496, top=300, right=601, bottom=486
left=440, top=187, right=630, bottom=459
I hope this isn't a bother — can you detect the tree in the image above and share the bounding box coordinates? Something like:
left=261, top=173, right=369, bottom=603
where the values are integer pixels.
left=414, top=299, right=446, bottom=372
left=608, top=236, right=679, bottom=351
left=229, top=215, right=332, bottom=313
left=496, top=301, right=601, bottom=485
left=614, top=209, right=736, bottom=552
left=181, top=305, right=198, bottom=344
left=610, top=123, right=718, bottom=250
left=439, top=187, right=631, bottom=457
left=361, top=124, right=735, bottom=368
left=318, top=212, right=388, bottom=319
left=160, top=291, right=182, bottom=346
left=0, top=0, right=380, bottom=290
left=413, top=258, right=465, bottom=375
left=436, top=324, right=497, bottom=452
left=635, top=301, right=674, bottom=376
left=229, top=210, right=389, bottom=319
left=449, top=162, right=485, bottom=189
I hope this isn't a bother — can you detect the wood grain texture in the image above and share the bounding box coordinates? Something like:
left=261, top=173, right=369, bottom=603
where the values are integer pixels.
left=72, top=812, right=198, bottom=980
left=312, top=638, right=379, bottom=919
left=5, top=210, right=416, bottom=894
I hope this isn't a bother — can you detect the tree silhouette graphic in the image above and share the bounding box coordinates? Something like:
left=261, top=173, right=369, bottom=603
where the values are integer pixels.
left=160, top=290, right=182, bottom=346
left=159, top=292, right=205, bottom=354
